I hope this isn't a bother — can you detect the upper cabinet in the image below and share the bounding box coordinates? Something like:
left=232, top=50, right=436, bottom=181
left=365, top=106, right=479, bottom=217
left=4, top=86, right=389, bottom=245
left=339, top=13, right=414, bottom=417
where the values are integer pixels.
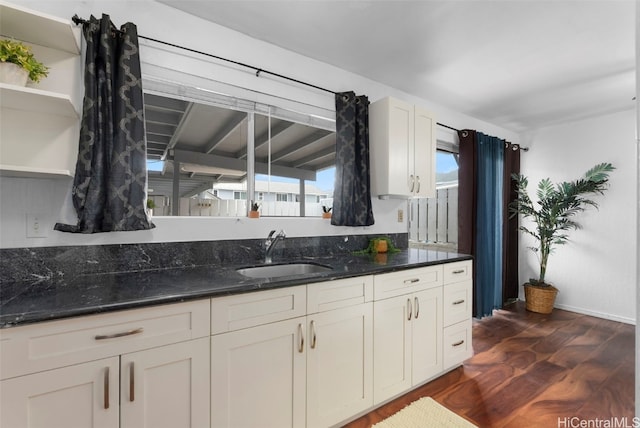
left=0, top=2, right=82, bottom=178
left=369, top=96, right=436, bottom=198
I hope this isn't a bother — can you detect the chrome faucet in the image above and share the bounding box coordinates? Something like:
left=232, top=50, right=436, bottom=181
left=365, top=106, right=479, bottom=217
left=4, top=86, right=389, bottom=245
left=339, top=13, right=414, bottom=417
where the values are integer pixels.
left=265, top=229, right=286, bottom=263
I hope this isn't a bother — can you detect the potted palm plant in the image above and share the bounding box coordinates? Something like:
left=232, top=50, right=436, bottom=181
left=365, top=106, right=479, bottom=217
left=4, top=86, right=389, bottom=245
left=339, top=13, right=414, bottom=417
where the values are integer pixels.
left=509, top=162, right=614, bottom=314
left=0, top=39, right=49, bottom=86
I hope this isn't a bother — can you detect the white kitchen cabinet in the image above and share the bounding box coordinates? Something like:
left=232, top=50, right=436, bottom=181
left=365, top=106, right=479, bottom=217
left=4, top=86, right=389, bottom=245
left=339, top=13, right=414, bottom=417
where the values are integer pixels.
left=210, top=285, right=308, bottom=428
left=0, top=3, right=82, bottom=178
left=211, top=316, right=307, bottom=428
left=443, top=260, right=474, bottom=370
left=369, top=96, right=436, bottom=198
left=306, top=276, right=374, bottom=428
left=306, top=303, right=373, bottom=428
left=373, top=286, right=442, bottom=404
left=1, top=357, right=120, bottom=428
left=121, top=338, right=210, bottom=428
left=0, top=300, right=211, bottom=428
left=210, top=276, right=373, bottom=428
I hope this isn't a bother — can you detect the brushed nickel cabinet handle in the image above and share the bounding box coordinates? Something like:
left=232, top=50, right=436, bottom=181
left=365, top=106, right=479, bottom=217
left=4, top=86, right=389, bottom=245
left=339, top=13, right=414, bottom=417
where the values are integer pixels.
left=452, top=340, right=465, bottom=347
left=104, top=367, right=110, bottom=409
left=310, top=320, right=317, bottom=349
left=453, top=299, right=465, bottom=305
left=129, top=362, right=135, bottom=402
left=452, top=269, right=465, bottom=274
left=416, top=176, right=420, bottom=193
left=404, top=278, right=420, bottom=284
left=409, top=175, right=415, bottom=192
left=414, top=297, right=420, bottom=319
left=407, top=298, right=412, bottom=321
left=298, top=323, right=304, bottom=353
left=95, top=327, right=144, bottom=340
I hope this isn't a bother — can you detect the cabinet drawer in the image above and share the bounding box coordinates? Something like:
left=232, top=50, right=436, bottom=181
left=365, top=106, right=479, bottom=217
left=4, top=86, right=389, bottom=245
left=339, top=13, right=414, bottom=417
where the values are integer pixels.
left=443, top=260, right=472, bottom=284
left=0, top=300, right=210, bottom=380
left=373, top=265, right=442, bottom=301
left=443, top=319, right=473, bottom=370
left=211, top=285, right=306, bottom=334
left=307, top=276, right=373, bottom=314
left=443, top=280, right=472, bottom=327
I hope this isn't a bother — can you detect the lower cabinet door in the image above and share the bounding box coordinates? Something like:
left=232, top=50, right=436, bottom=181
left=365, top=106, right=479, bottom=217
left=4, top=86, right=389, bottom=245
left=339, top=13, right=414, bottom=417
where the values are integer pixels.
left=120, top=337, right=210, bottom=428
left=0, top=357, right=119, bottom=428
left=306, top=303, right=373, bottom=428
left=411, top=287, right=443, bottom=385
left=373, top=294, right=412, bottom=404
left=211, top=317, right=306, bottom=428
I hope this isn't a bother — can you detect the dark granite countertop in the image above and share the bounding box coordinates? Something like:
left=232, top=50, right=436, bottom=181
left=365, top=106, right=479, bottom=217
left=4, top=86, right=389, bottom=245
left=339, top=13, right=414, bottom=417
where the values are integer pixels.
left=0, top=248, right=471, bottom=329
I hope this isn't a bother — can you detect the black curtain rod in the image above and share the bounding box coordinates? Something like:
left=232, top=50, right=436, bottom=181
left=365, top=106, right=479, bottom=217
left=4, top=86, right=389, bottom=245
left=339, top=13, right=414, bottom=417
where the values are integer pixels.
left=71, top=14, right=337, bottom=95
left=71, top=14, right=463, bottom=133
left=437, top=122, right=459, bottom=132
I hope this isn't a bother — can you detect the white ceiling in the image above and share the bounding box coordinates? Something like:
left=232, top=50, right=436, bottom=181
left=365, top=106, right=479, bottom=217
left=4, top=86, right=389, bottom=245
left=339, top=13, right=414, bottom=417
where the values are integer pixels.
left=158, top=0, right=636, bottom=133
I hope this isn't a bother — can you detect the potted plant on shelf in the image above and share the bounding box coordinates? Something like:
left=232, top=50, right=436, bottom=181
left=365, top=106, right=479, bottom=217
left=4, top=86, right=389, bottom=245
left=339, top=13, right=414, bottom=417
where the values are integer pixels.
left=509, top=162, right=614, bottom=314
left=0, top=39, right=49, bottom=86
left=248, top=201, right=260, bottom=218
left=146, top=198, right=156, bottom=217
left=321, top=205, right=332, bottom=219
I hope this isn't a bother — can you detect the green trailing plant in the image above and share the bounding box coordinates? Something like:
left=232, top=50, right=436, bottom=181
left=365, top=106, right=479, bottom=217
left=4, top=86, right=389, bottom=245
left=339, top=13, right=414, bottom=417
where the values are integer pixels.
left=353, top=236, right=401, bottom=255
left=0, top=39, right=49, bottom=83
left=509, top=162, right=614, bottom=286
left=146, top=199, right=156, bottom=209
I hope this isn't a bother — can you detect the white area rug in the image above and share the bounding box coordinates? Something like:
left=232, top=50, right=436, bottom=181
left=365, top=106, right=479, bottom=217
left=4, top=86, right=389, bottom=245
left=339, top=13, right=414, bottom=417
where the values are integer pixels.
left=372, top=397, right=477, bottom=428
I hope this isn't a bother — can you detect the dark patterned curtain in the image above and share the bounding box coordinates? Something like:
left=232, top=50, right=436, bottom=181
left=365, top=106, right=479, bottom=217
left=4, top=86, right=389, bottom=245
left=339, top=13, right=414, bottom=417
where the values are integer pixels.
left=331, top=91, right=374, bottom=226
left=458, top=130, right=520, bottom=317
left=55, top=14, right=154, bottom=233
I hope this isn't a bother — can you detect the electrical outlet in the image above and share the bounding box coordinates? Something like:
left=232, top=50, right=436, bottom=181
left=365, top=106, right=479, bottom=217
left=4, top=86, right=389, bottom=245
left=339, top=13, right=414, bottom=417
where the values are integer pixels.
left=397, top=209, right=404, bottom=223
left=26, top=213, right=48, bottom=238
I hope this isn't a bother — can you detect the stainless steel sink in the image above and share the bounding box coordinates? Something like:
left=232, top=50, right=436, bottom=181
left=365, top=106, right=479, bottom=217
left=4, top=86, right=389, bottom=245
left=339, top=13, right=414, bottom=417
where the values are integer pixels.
left=236, top=262, right=333, bottom=278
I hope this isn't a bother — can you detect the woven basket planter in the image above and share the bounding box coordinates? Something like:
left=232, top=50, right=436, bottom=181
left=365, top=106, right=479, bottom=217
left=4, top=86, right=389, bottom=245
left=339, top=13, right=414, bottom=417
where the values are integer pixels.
left=524, top=283, right=558, bottom=314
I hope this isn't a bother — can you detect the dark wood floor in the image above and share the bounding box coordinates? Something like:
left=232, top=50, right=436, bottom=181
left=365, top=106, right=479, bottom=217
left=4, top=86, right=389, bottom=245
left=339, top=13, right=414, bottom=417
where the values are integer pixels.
left=344, top=301, right=635, bottom=428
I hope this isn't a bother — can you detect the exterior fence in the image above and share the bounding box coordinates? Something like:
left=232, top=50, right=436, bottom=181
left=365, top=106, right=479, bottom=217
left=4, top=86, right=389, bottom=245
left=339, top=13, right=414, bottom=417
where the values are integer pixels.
left=149, top=197, right=327, bottom=217
left=409, top=184, right=458, bottom=248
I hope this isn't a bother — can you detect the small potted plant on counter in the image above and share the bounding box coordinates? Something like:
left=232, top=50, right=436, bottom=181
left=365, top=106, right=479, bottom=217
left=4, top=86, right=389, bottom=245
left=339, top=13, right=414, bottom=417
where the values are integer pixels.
left=248, top=201, right=260, bottom=218
left=322, top=205, right=332, bottom=219
left=0, top=39, right=49, bottom=86
left=509, top=162, right=614, bottom=314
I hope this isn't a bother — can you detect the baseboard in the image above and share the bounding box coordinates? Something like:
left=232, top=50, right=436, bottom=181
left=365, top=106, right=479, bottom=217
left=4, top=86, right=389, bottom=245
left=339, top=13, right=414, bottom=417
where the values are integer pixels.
left=553, top=303, right=636, bottom=325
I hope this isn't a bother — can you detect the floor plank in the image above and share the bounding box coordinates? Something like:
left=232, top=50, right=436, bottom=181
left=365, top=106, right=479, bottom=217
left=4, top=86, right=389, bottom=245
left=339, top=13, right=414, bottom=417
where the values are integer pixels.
left=343, top=301, right=635, bottom=428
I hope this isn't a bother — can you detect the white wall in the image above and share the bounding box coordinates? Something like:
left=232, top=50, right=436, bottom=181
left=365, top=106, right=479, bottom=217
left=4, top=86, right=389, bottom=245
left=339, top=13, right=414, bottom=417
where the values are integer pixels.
left=519, top=109, right=637, bottom=324
left=1, top=0, right=519, bottom=249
